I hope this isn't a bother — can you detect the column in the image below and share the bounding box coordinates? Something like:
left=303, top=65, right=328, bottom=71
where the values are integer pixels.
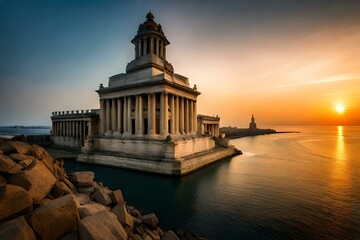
left=100, top=99, right=105, bottom=135
left=164, top=93, right=168, bottom=135
left=135, top=95, right=139, bottom=135
left=83, top=120, right=87, bottom=139
left=147, top=93, right=156, bottom=136
left=117, top=98, right=122, bottom=134
left=123, top=96, right=127, bottom=134
left=127, top=96, right=132, bottom=134
left=180, top=97, right=184, bottom=134
left=79, top=121, right=83, bottom=139
left=189, top=100, right=193, bottom=133
left=170, top=94, right=175, bottom=134
left=160, top=93, right=164, bottom=135
left=111, top=98, right=116, bottom=132
left=88, top=121, right=92, bottom=137
left=156, top=38, right=159, bottom=56
left=105, top=99, right=112, bottom=135
left=193, top=101, right=197, bottom=135
left=150, top=36, right=154, bottom=54
left=138, top=95, right=143, bottom=135
left=175, top=95, right=180, bottom=134
left=144, top=37, right=148, bottom=54
left=185, top=99, right=189, bottom=134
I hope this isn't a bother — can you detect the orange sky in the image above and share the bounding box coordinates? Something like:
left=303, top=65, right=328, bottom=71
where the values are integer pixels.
left=1, top=1, right=359, bottom=127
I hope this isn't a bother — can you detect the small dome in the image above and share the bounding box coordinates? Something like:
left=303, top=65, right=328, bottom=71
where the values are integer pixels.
left=146, top=11, right=154, bottom=20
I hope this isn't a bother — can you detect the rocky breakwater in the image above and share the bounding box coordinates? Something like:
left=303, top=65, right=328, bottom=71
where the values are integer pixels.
left=0, top=137, right=181, bottom=240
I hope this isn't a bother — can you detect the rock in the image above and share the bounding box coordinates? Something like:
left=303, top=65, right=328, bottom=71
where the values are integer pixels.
left=40, top=198, right=52, bottom=206
left=144, top=234, right=152, bottom=240
left=29, top=145, right=50, bottom=160
left=11, top=141, right=31, bottom=154
left=78, top=201, right=110, bottom=219
left=161, top=231, right=180, bottom=240
left=129, top=207, right=142, bottom=218
left=71, top=194, right=91, bottom=207
left=8, top=160, right=57, bottom=202
left=93, top=181, right=103, bottom=191
left=109, top=189, right=124, bottom=204
left=0, top=154, right=22, bottom=174
left=49, top=181, right=72, bottom=198
left=60, top=231, right=79, bottom=240
left=141, top=213, right=159, bottom=229
left=0, top=175, right=6, bottom=187
left=131, top=234, right=143, bottom=240
left=0, top=141, right=16, bottom=154
left=9, top=153, right=36, bottom=169
left=63, top=177, right=78, bottom=193
left=145, top=228, right=161, bottom=240
left=0, top=216, right=36, bottom=240
left=11, top=134, right=27, bottom=142
left=92, top=188, right=112, bottom=206
left=73, top=171, right=94, bottom=187
left=78, top=185, right=95, bottom=193
left=29, top=194, right=79, bottom=240
left=111, top=203, right=134, bottom=230
left=79, top=210, right=127, bottom=240
left=0, top=184, right=33, bottom=221
left=156, top=227, right=164, bottom=237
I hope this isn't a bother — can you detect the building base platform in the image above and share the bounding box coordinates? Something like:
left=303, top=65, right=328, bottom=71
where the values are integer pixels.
left=76, top=136, right=241, bottom=176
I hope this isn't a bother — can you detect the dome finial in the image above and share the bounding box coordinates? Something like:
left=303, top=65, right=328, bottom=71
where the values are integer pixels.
left=146, top=11, right=154, bottom=20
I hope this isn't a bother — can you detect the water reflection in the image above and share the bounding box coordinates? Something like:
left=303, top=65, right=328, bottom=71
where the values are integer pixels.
left=336, top=126, right=346, bottom=161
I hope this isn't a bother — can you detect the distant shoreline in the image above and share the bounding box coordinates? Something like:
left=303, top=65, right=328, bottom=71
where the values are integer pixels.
left=220, top=127, right=300, bottom=139
left=0, top=126, right=51, bottom=129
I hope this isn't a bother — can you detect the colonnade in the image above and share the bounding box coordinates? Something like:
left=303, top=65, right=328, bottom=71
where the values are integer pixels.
left=135, top=35, right=166, bottom=59
left=100, top=92, right=197, bottom=138
left=53, top=120, right=90, bottom=140
left=203, top=123, right=220, bottom=137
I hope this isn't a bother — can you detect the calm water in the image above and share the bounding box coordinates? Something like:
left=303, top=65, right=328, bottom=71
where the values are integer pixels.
left=0, top=127, right=50, bottom=138
left=3, top=126, right=360, bottom=239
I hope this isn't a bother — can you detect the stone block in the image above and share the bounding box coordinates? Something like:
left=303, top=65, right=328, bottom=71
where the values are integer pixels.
left=131, top=234, right=143, bottom=240
left=0, top=154, right=22, bottom=174
left=71, top=193, right=91, bottom=207
left=161, top=231, right=180, bottom=240
left=74, top=171, right=94, bottom=187
left=63, top=177, right=78, bottom=193
left=8, top=160, right=57, bottom=202
left=111, top=203, right=134, bottom=230
left=11, top=141, right=31, bottom=155
left=29, top=194, right=79, bottom=240
left=109, top=189, right=124, bottom=205
left=60, top=231, right=79, bottom=240
left=79, top=210, right=127, bottom=240
left=29, top=144, right=50, bottom=160
left=50, top=181, right=72, bottom=198
left=9, top=153, right=36, bottom=169
left=141, top=213, right=159, bottom=229
left=78, top=201, right=110, bottom=219
left=0, top=216, right=36, bottom=240
left=78, top=185, right=95, bottom=194
left=92, top=188, right=112, bottom=206
left=145, top=228, right=160, bottom=240
left=0, top=184, right=33, bottom=221
left=0, top=141, right=16, bottom=154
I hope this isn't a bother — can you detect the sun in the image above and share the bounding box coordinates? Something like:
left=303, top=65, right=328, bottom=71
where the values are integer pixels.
left=335, top=105, right=345, bottom=114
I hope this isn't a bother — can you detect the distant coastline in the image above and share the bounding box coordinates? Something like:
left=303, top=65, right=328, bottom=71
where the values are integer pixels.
left=220, top=127, right=299, bottom=139
left=0, top=125, right=51, bottom=129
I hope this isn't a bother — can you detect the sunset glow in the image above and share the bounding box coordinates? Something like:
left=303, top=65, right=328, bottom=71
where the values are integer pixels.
left=336, top=105, right=345, bottom=114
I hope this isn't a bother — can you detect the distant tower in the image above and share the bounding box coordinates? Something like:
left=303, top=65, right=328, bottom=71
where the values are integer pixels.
left=249, top=114, right=257, bottom=131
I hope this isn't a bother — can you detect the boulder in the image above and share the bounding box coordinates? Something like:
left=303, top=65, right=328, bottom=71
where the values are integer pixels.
left=0, top=141, right=16, bottom=154
left=111, top=203, right=134, bottom=230
left=73, top=171, right=94, bottom=187
left=29, top=145, right=50, bottom=160
left=71, top=194, right=91, bottom=207
left=145, top=227, right=161, bottom=240
left=92, top=188, right=112, bottom=206
left=9, top=153, right=36, bottom=169
left=78, top=201, right=110, bottom=219
left=8, top=160, right=56, bottom=202
left=0, top=216, right=36, bottom=240
left=78, top=186, right=95, bottom=194
left=0, top=184, right=33, bottom=221
left=63, top=177, right=78, bottom=193
left=29, top=194, right=79, bottom=240
left=141, top=213, right=159, bottom=229
left=131, top=234, right=143, bottom=240
left=49, top=181, right=72, bottom=198
left=11, top=141, right=31, bottom=154
left=79, top=210, right=127, bottom=240
left=161, top=231, right=180, bottom=240
left=60, top=231, right=79, bottom=240
left=0, top=154, right=22, bottom=174
left=109, top=189, right=124, bottom=205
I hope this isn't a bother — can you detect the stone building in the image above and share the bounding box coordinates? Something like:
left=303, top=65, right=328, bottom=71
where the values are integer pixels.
left=249, top=114, right=257, bottom=131
left=51, top=12, right=237, bottom=175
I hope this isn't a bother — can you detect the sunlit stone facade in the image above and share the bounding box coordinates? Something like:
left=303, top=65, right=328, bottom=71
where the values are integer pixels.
left=51, top=12, right=237, bottom=175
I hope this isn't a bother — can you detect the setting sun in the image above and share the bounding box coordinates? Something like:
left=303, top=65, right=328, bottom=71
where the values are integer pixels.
left=336, top=105, right=345, bottom=114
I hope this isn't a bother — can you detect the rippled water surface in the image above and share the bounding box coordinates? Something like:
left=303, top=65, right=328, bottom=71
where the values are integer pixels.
left=7, top=126, right=360, bottom=239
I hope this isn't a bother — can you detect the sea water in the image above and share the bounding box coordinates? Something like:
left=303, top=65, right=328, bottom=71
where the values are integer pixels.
left=3, top=126, right=360, bottom=239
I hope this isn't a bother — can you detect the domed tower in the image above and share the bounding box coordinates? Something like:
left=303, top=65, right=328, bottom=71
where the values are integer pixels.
left=126, top=11, right=173, bottom=74
left=249, top=114, right=257, bottom=131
